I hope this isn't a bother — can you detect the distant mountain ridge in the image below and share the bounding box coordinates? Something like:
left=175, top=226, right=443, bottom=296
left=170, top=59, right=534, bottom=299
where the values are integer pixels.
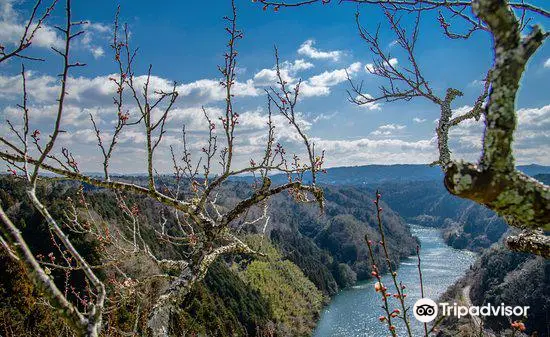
left=233, top=163, right=550, bottom=186
left=243, top=163, right=546, bottom=252
left=76, top=164, right=550, bottom=185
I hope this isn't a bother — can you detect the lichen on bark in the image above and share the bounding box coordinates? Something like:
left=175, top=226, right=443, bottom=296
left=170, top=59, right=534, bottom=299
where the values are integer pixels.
left=442, top=0, right=549, bottom=257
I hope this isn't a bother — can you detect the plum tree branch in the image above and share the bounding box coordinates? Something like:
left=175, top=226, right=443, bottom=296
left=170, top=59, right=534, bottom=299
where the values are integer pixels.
left=256, top=0, right=550, bottom=256
left=444, top=0, right=549, bottom=236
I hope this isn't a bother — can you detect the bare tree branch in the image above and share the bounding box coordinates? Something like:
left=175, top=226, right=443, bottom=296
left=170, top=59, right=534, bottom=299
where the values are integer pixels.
left=444, top=0, right=549, bottom=234
left=0, top=1, right=326, bottom=336
left=257, top=0, right=550, bottom=19
left=255, top=0, right=550, bottom=256
left=0, top=0, right=59, bottom=63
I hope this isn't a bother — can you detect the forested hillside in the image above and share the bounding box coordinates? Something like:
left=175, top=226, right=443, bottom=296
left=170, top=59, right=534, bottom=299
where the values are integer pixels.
left=251, top=164, right=549, bottom=252
left=263, top=184, right=417, bottom=293
left=373, top=180, right=508, bottom=251
left=438, top=246, right=550, bottom=337
left=436, top=173, right=549, bottom=336
left=0, top=175, right=415, bottom=335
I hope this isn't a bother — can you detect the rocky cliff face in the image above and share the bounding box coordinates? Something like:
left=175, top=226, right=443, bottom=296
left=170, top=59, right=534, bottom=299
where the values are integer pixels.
left=438, top=245, right=550, bottom=337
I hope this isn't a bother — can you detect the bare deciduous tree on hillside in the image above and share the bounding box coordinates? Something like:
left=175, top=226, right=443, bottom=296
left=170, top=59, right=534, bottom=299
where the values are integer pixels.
left=258, top=0, right=550, bottom=258
left=0, top=0, right=324, bottom=336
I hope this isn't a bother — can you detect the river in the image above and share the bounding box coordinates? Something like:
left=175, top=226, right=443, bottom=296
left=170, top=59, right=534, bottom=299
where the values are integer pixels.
left=313, top=224, right=477, bottom=337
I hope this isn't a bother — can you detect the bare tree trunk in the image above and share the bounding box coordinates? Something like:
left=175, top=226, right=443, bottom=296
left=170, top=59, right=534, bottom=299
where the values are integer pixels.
left=148, top=300, right=175, bottom=337
left=444, top=0, right=550, bottom=249
left=147, top=267, right=196, bottom=337
left=339, top=0, right=549, bottom=256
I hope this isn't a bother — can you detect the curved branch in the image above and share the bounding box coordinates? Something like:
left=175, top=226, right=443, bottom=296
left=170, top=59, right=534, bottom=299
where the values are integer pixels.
left=258, top=0, right=550, bottom=19
left=221, top=177, right=324, bottom=226
left=0, top=204, right=87, bottom=333
left=445, top=163, right=550, bottom=230
left=0, top=150, right=199, bottom=216
left=443, top=0, right=550, bottom=238
left=0, top=0, right=58, bottom=63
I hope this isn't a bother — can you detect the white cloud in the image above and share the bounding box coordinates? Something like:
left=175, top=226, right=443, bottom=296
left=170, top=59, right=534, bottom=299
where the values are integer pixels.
left=413, top=117, right=426, bottom=123
left=0, top=0, right=64, bottom=49
left=206, top=108, right=314, bottom=158
left=58, top=128, right=98, bottom=145
left=354, top=94, right=381, bottom=111
left=253, top=60, right=360, bottom=98
left=298, top=81, right=331, bottom=97
left=121, top=130, right=148, bottom=144
left=77, top=21, right=111, bottom=58
left=311, top=111, right=338, bottom=123
left=544, top=58, right=550, bottom=69
left=140, top=77, right=259, bottom=105
left=5, top=102, right=549, bottom=172
left=91, top=46, right=105, bottom=59
left=0, top=72, right=260, bottom=108
left=517, top=104, right=550, bottom=129
left=4, top=103, right=110, bottom=129
left=371, top=130, right=392, bottom=136
left=448, top=104, right=550, bottom=164
left=308, top=62, right=361, bottom=87
left=317, top=137, right=432, bottom=152
left=0, top=1, right=112, bottom=57
left=83, top=22, right=111, bottom=34
left=298, top=39, right=342, bottom=61
left=0, top=0, right=16, bottom=21
left=379, top=124, right=406, bottom=130
left=164, top=106, right=223, bottom=131
left=282, top=59, right=314, bottom=72
left=313, top=137, right=437, bottom=166
left=230, top=79, right=261, bottom=98
left=370, top=123, right=406, bottom=136
left=253, top=59, right=313, bottom=87
left=0, top=20, right=64, bottom=50
left=283, top=62, right=362, bottom=98
left=452, top=105, right=473, bottom=116
left=0, top=72, right=60, bottom=103
left=253, top=68, right=292, bottom=86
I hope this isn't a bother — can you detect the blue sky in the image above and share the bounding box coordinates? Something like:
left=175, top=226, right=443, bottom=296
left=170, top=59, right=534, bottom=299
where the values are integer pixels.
left=1, top=0, right=549, bottom=173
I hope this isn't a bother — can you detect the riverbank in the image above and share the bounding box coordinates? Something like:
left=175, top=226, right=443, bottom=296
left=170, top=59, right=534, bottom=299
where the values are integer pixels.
left=313, top=224, right=477, bottom=337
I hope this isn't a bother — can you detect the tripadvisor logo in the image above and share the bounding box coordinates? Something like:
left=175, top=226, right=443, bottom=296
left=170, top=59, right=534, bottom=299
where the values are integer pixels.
left=413, top=298, right=530, bottom=322
left=413, top=298, right=438, bottom=323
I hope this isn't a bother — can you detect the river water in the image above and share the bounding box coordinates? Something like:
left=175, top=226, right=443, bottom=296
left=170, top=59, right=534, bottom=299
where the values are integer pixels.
left=313, top=224, right=477, bottom=337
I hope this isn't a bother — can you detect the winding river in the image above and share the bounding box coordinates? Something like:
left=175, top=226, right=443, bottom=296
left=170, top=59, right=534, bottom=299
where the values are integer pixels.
left=314, top=224, right=477, bottom=337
